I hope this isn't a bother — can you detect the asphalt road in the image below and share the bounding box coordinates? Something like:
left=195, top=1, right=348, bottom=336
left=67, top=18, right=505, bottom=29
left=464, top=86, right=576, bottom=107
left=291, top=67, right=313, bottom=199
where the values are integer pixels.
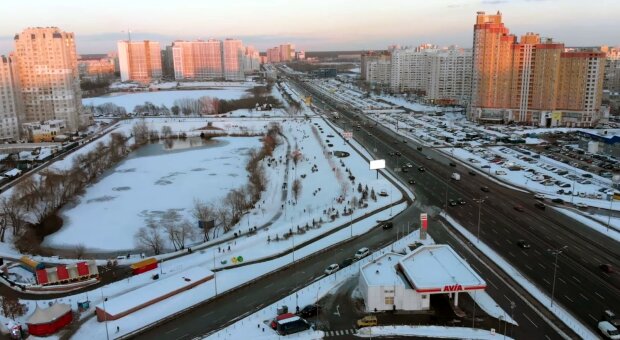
left=293, top=77, right=619, bottom=333
left=134, top=81, right=573, bottom=340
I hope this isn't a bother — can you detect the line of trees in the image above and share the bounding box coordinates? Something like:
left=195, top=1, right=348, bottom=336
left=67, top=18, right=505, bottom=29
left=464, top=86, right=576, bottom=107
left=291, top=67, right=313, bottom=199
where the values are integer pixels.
left=135, top=123, right=282, bottom=253
left=0, top=132, right=129, bottom=251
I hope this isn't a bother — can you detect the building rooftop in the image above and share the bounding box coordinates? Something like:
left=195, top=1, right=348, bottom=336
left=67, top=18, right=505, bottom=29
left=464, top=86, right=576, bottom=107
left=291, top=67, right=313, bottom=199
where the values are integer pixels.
left=360, top=253, right=405, bottom=287
left=399, top=245, right=485, bottom=293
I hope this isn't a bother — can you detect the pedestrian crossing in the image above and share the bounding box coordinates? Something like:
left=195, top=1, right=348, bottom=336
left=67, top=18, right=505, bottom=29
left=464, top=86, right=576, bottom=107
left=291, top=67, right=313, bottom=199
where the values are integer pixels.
left=323, top=329, right=357, bottom=337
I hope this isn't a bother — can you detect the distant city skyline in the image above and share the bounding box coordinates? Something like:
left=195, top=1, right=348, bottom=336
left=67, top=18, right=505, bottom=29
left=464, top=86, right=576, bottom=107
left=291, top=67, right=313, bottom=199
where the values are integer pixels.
left=1, top=0, right=619, bottom=54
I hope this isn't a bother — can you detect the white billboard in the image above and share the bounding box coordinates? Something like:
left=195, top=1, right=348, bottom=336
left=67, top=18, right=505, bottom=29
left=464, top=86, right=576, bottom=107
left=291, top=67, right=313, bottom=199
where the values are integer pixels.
left=369, top=159, right=386, bottom=170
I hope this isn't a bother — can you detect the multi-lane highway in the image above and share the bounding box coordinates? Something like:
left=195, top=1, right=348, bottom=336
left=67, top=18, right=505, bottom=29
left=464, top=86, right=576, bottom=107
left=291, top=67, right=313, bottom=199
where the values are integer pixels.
left=291, top=76, right=619, bottom=333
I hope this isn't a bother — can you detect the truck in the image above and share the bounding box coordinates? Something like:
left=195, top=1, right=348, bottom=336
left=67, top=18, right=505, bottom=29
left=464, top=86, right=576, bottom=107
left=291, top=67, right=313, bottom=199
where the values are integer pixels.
left=451, top=172, right=461, bottom=181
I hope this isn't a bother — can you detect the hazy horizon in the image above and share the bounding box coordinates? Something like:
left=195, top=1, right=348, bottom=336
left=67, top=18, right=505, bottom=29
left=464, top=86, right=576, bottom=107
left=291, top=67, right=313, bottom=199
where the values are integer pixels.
left=1, top=0, right=618, bottom=55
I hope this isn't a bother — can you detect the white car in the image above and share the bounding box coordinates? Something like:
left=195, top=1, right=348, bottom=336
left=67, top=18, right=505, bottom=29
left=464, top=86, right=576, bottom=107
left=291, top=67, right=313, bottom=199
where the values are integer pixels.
left=534, top=193, right=545, bottom=200
left=354, top=247, right=370, bottom=260
left=598, top=321, right=620, bottom=339
left=324, top=264, right=339, bottom=275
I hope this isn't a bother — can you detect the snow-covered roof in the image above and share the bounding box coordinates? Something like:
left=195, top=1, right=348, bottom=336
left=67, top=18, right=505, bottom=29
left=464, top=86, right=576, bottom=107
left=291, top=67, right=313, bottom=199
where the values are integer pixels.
left=399, top=245, right=485, bottom=293
left=27, top=303, right=71, bottom=325
left=96, top=265, right=213, bottom=315
left=360, top=253, right=405, bottom=287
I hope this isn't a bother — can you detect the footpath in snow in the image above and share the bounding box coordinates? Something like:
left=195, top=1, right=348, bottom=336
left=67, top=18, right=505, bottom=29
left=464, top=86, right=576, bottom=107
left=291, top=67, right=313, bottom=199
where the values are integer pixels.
left=356, top=325, right=514, bottom=339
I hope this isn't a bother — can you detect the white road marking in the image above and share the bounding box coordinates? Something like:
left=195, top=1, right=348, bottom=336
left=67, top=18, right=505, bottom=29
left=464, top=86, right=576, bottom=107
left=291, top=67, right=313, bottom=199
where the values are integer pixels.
left=579, top=293, right=589, bottom=301
left=487, top=278, right=498, bottom=289
left=558, top=277, right=567, bottom=284
left=564, top=295, right=574, bottom=302
left=534, top=249, right=542, bottom=255
left=166, top=328, right=179, bottom=334
left=492, top=228, right=498, bottom=234
left=595, top=292, right=604, bottom=299
left=572, top=276, right=581, bottom=283
left=538, top=263, right=546, bottom=269
left=525, top=264, right=533, bottom=271
left=543, top=278, right=550, bottom=285
left=589, top=314, right=598, bottom=322
left=522, top=313, right=538, bottom=328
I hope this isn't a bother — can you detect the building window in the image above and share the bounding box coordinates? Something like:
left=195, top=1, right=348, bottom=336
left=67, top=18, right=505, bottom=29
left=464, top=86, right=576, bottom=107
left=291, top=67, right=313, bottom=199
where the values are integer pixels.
left=385, top=296, right=394, bottom=305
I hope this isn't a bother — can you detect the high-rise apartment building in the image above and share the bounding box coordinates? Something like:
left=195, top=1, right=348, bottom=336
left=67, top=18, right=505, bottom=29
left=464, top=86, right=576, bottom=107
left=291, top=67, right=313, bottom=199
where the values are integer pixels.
left=172, top=40, right=223, bottom=80
left=77, top=54, right=116, bottom=81
left=161, top=45, right=175, bottom=79
left=0, top=55, right=22, bottom=141
left=470, top=11, right=606, bottom=127
left=117, top=40, right=162, bottom=83
left=222, top=39, right=244, bottom=81
left=267, top=47, right=281, bottom=63
left=14, top=27, right=82, bottom=132
left=360, top=51, right=391, bottom=81
left=602, top=46, right=620, bottom=94
left=244, top=46, right=260, bottom=72
left=279, top=44, right=295, bottom=62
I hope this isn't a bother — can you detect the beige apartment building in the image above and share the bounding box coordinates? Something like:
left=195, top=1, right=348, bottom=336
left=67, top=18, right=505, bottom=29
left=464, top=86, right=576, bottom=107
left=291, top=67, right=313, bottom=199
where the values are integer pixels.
left=222, top=39, right=244, bottom=81
left=117, top=40, right=162, bottom=83
left=13, top=27, right=82, bottom=132
left=172, top=40, right=223, bottom=80
left=0, top=55, right=22, bottom=141
left=470, top=11, right=606, bottom=127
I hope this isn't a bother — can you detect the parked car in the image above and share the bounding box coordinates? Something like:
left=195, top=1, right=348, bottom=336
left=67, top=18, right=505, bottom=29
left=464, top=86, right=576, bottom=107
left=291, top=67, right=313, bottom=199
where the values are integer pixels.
left=551, top=198, right=564, bottom=204
left=297, top=304, right=321, bottom=318
left=357, top=315, right=378, bottom=328
left=340, top=258, right=355, bottom=268
left=469, top=170, right=476, bottom=176
left=457, top=198, right=466, bottom=205
left=324, top=264, right=339, bottom=275
left=517, top=240, right=531, bottom=249
left=382, top=221, right=394, bottom=230
left=448, top=199, right=457, bottom=206
left=354, top=247, right=370, bottom=260
left=598, top=321, right=620, bottom=339
left=534, top=202, right=546, bottom=210
left=481, top=186, right=490, bottom=192
left=418, top=166, right=425, bottom=172
left=534, top=193, right=545, bottom=200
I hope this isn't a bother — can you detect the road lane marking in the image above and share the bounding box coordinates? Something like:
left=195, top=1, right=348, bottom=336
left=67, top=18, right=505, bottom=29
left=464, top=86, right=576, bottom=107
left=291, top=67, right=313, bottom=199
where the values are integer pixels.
left=508, top=251, right=516, bottom=258
left=543, top=278, right=550, bottom=285
left=492, top=228, right=498, bottom=234
left=494, top=240, right=500, bottom=246
left=564, top=295, right=574, bottom=302
left=589, top=314, right=597, bottom=322
left=571, top=276, right=581, bottom=283
left=522, top=313, right=538, bottom=328
left=579, top=293, right=589, bottom=301
left=538, top=263, right=546, bottom=269
left=558, top=277, right=566, bottom=284
left=534, top=249, right=541, bottom=255
left=265, top=282, right=274, bottom=288
left=595, top=292, right=604, bottom=299
left=487, top=279, right=498, bottom=289
left=166, top=328, right=179, bottom=334
left=524, top=264, right=533, bottom=271
left=201, top=311, right=213, bottom=318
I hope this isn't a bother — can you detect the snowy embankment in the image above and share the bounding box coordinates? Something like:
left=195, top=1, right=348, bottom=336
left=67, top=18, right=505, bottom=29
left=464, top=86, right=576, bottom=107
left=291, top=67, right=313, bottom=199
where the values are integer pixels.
left=552, top=207, right=620, bottom=242
left=442, top=213, right=597, bottom=340
left=356, top=325, right=513, bottom=339
left=468, top=291, right=517, bottom=325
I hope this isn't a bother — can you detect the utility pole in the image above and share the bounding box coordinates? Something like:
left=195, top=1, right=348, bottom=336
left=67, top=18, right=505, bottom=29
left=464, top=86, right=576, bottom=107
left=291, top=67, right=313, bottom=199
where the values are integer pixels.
left=548, top=246, right=568, bottom=307
left=474, top=197, right=487, bottom=243
left=100, top=288, right=110, bottom=340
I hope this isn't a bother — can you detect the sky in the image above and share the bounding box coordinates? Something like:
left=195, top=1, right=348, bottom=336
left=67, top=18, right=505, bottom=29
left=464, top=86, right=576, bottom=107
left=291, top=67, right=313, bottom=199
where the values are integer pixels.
left=0, top=0, right=618, bottom=54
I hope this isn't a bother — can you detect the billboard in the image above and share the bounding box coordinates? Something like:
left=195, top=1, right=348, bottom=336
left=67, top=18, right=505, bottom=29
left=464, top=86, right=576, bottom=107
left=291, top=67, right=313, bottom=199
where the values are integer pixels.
left=369, top=159, right=386, bottom=170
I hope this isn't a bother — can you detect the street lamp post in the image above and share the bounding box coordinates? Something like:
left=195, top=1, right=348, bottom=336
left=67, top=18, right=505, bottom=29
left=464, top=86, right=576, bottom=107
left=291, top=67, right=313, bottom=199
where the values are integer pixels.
left=548, top=246, right=568, bottom=307
left=100, top=288, right=110, bottom=340
left=474, top=197, right=487, bottom=243
left=350, top=209, right=354, bottom=238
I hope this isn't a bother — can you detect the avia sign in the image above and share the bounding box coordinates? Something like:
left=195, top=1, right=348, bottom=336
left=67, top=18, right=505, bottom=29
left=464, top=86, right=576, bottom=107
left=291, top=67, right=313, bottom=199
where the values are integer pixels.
left=442, top=284, right=463, bottom=292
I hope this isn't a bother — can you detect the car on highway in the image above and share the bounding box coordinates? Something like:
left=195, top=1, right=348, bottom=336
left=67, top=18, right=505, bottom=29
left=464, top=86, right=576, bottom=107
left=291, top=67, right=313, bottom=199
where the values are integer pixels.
left=534, top=193, right=545, bottom=200
left=449, top=162, right=457, bottom=167
left=457, top=198, right=466, bottom=205
left=480, top=186, right=490, bottom=192
left=481, top=164, right=490, bottom=169
left=448, top=199, right=457, bottom=206
left=401, top=167, right=409, bottom=173
left=551, top=198, right=564, bottom=204
left=389, top=152, right=395, bottom=156
left=468, top=170, right=476, bottom=176
left=604, top=310, right=620, bottom=328
left=405, top=163, right=413, bottom=168
left=597, top=321, right=620, bottom=339
left=382, top=221, right=394, bottom=230
left=395, top=152, right=402, bottom=156
left=355, top=247, right=370, bottom=260
left=357, top=315, right=378, bottom=328
left=324, top=264, right=339, bottom=275
left=418, top=166, right=425, bottom=172
left=513, top=205, right=525, bottom=212
left=517, top=240, right=531, bottom=249
left=417, top=146, right=423, bottom=151
left=408, top=179, right=416, bottom=185
left=297, top=304, right=321, bottom=318
left=534, top=202, right=546, bottom=210
left=402, top=139, right=407, bottom=144
left=600, top=263, right=614, bottom=274
left=576, top=202, right=589, bottom=210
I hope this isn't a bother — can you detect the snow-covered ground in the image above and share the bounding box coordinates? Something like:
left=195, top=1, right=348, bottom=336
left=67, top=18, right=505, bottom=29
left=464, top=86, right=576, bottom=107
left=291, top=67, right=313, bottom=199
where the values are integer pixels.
left=83, top=88, right=251, bottom=111
left=552, top=207, right=620, bottom=242
left=442, top=213, right=597, bottom=340
left=468, top=291, right=517, bottom=325
left=356, top=325, right=514, bottom=339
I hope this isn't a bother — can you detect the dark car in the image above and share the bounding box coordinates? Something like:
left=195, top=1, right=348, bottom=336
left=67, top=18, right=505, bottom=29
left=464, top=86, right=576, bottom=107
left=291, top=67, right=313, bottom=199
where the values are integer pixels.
left=382, top=221, right=394, bottom=230
left=469, top=170, right=476, bottom=176
left=341, top=258, right=355, bottom=268
left=395, top=152, right=402, bottom=156
left=417, top=146, right=423, bottom=151
left=534, top=202, right=546, bottom=210
left=449, top=162, right=457, bottom=167
left=600, top=263, right=614, bottom=274
left=551, top=198, right=564, bottom=204
left=448, top=199, right=457, bottom=206
left=514, top=205, right=525, bottom=212
left=517, top=240, right=530, bottom=249
left=418, top=166, right=425, bottom=172
left=298, top=304, right=321, bottom=318
left=480, top=186, right=490, bottom=192
left=457, top=198, right=466, bottom=205
left=408, top=179, right=416, bottom=185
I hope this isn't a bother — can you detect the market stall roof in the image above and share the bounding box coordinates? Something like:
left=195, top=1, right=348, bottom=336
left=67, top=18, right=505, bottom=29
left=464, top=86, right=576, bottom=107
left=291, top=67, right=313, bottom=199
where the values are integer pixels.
left=27, top=303, right=71, bottom=324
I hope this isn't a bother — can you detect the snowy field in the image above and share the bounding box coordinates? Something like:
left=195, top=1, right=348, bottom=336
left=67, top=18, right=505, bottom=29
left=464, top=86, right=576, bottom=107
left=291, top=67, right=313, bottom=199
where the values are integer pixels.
left=83, top=88, right=251, bottom=111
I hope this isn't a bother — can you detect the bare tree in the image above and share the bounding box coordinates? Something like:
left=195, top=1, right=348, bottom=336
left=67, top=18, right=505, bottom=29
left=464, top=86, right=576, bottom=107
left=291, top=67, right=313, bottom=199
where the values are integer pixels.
left=0, top=215, right=7, bottom=243
left=192, top=199, right=215, bottom=241
left=176, top=220, right=196, bottom=249
left=132, top=120, right=149, bottom=145
left=214, top=204, right=233, bottom=234
left=0, top=196, right=25, bottom=238
left=161, top=210, right=182, bottom=251
left=74, top=243, right=86, bottom=259
left=134, top=220, right=165, bottom=255
left=0, top=295, right=27, bottom=320
left=292, top=178, right=302, bottom=202
left=161, top=125, right=173, bottom=139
